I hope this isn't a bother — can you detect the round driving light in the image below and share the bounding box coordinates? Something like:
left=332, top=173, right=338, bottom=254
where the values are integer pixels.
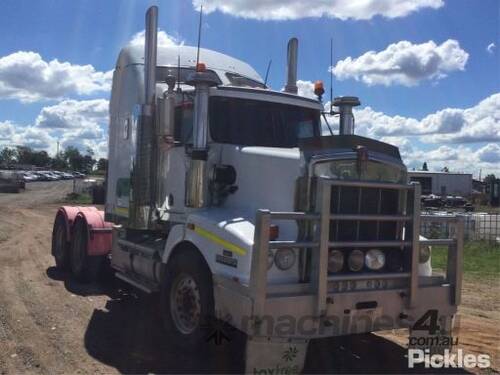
left=274, top=248, right=296, bottom=270
left=365, top=249, right=386, bottom=271
left=347, top=250, right=364, bottom=272
left=419, top=245, right=431, bottom=263
left=267, top=249, right=275, bottom=269
left=328, top=249, right=344, bottom=273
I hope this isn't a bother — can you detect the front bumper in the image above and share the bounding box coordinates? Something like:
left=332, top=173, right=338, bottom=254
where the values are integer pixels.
left=214, top=179, right=464, bottom=339
left=215, top=276, right=457, bottom=338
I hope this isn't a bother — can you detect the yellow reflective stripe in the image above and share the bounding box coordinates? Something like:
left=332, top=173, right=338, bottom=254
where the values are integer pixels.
left=114, top=206, right=129, bottom=216
left=192, top=225, right=247, bottom=256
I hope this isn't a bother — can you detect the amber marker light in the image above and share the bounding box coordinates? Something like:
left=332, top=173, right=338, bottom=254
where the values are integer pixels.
left=196, top=62, right=206, bottom=72
left=314, top=80, right=325, bottom=99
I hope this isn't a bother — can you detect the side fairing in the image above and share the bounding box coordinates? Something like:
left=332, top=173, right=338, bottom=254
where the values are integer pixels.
left=105, top=64, right=143, bottom=220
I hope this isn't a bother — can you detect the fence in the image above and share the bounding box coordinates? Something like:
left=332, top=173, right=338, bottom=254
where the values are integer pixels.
left=421, top=212, right=500, bottom=244
left=72, top=178, right=102, bottom=194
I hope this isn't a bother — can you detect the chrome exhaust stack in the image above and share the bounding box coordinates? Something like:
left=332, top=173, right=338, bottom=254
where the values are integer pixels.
left=144, top=6, right=158, bottom=108
left=333, top=96, right=361, bottom=135
left=185, top=69, right=218, bottom=208
left=284, top=38, right=298, bottom=94
left=129, top=6, right=158, bottom=229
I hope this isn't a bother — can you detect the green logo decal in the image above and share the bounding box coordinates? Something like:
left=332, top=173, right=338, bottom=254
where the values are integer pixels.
left=282, top=346, right=298, bottom=362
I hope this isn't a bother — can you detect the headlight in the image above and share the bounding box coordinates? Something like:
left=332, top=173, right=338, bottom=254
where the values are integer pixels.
left=419, top=245, right=431, bottom=263
left=274, top=248, right=296, bottom=270
left=267, top=249, right=275, bottom=269
left=328, top=249, right=344, bottom=273
left=348, top=250, right=364, bottom=272
left=365, top=249, right=385, bottom=271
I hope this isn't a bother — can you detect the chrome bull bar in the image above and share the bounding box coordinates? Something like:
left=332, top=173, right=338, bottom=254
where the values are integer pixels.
left=249, top=178, right=464, bottom=321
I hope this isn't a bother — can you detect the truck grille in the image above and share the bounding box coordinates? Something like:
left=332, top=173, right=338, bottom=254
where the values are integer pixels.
left=328, top=185, right=409, bottom=273
left=330, top=186, right=400, bottom=241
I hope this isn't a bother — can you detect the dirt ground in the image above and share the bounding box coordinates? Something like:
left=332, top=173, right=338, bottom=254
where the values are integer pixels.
left=0, top=181, right=498, bottom=374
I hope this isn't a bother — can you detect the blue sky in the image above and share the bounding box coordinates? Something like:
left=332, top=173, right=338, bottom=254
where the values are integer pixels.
left=0, top=0, right=498, bottom=176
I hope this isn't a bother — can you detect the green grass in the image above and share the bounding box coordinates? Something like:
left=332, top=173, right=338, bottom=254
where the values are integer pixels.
left=432, top=241, right=500, bottom=280
left=64, top=192, right=92, bottom=204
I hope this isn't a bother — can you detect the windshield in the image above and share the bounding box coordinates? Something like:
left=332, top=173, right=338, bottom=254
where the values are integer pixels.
left=209, top=97, right=320, bottom=147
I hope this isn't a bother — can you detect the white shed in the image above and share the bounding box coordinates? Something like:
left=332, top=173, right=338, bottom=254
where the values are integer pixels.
left=408, top=171, right=472, bottom=196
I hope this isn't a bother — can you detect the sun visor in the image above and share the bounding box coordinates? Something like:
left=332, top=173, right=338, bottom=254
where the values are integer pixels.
left=299, top=135, right=402, bottom=161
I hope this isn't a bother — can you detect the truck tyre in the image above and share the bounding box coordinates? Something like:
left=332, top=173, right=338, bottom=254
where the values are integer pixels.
left=70, top=218, right=103, bottom=282
left=160, top=246, right=214, bottom=349
left=52, top=214, right=70, bottom=270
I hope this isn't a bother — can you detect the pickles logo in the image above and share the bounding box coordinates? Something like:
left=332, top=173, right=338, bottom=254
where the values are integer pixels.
left=408, top=349, right=491, bottom=369
left=282, top=347, right=298, bottom=362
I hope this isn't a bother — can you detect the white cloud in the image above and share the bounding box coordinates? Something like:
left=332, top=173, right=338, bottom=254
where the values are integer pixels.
left=35, top=99, right=108, bottom=130
left=0, top=51, right=112, bottom=102
left=0, top=121, right=16, bottom=142
left=379, top=137, right=500, bottom=175
left=128, top=30, right=182, bottom=48
left=0, top=99, right=109, bottom=158
left=345, top=93, right=500, bottom=143
left=423, top=93, right=500, bottom=143
left=332, top=40, right=468, bottom=86
left=17, top=126, right=55, bottom=150
left=355, top=106, right=420, bottom=136
left=296, top=80, right=316, bottom=99
left=193, top=0, right=443, bottom=21
left=0, top=123, right=56, bottom=152
left=476, top=143, right=500, bottom=163
left=36, top=99, right=109, bottom=157
left=487, top=42, right=496, bottom=54
left=415, top=144, right=500, bottom=174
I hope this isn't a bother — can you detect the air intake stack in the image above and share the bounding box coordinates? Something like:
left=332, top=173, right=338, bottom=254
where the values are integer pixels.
left=185, top=67, right=219, bottom=208
left=129, top=6, right=158, bottom=229
left=333, top=96, right=361, bottom=135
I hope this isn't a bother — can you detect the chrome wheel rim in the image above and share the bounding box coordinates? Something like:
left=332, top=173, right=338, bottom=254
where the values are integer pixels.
left=170, top=273, right=201, bottom=335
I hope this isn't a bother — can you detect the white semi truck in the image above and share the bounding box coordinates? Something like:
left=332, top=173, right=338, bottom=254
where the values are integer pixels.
left=51, top=6, right=464, bottom=372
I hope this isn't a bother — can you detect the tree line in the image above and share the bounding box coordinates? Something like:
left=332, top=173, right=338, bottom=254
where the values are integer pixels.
left=0, top=145, right=107, bottom=173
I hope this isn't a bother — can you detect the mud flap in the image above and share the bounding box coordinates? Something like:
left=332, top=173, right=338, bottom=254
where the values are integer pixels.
left=245, top=336, right=309, bottom=374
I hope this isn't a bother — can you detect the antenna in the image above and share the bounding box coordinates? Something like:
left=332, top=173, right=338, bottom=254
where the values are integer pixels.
left=196, top=5, right=203, bottom=67
left=177, top=55, right=181, bottom=92
left=264, top=59, right=272, bottom=87
left=329, top=37, right=334, bottom=115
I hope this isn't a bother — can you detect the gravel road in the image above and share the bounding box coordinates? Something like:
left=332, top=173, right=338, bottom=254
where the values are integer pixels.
left=0, top=181, right=497, bottom=374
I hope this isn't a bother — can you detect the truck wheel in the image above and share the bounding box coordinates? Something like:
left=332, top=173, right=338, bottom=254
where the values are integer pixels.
left=160, top=246, right=214, bottom=349
left=70, top=218, right=103, bottom=282
left=52, top=214, right=70, bottom=270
